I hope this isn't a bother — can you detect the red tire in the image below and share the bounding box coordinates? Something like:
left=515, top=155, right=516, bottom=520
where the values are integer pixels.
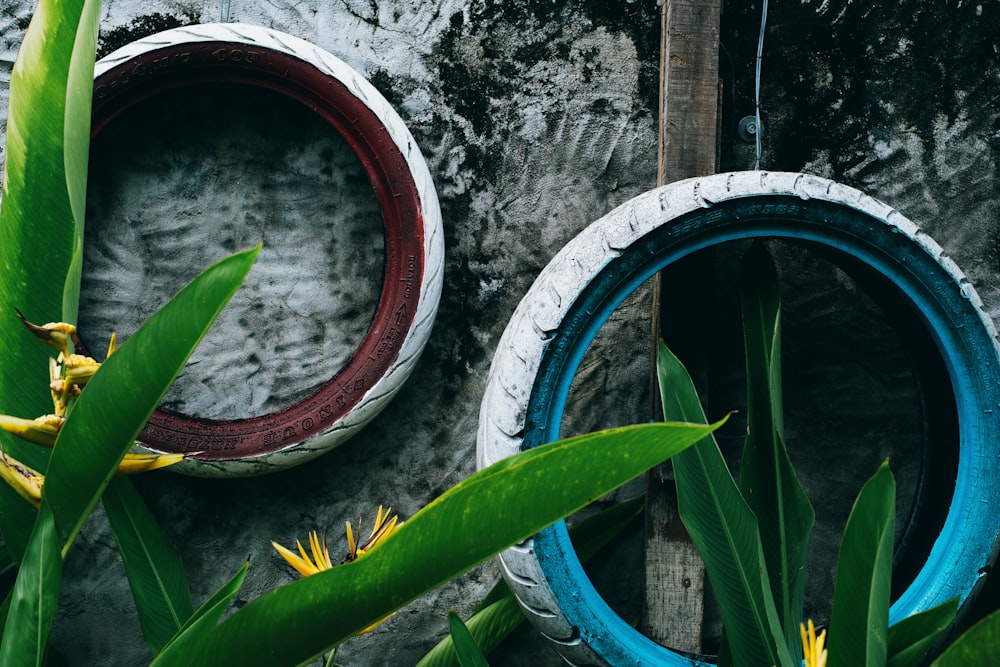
left=89, top=24, right=443, bottom=476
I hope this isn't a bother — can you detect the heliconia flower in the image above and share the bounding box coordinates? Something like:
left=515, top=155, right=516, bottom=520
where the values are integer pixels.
left=115, top=452, right=187, bottom=475
left=61, top=352, right=102, bottom=386
left=46, top=334, right=115, bottom=415
left=0, top=450, right=43, bottom=507
left=344, top=505, right=399, bottom=563
left=16, top=310, right=79, bottom=356
left=0, top=414, right=63, bottom=447
left=800, top=619, right=828, bottom=667
left=0, top=445, right=182, bottom=507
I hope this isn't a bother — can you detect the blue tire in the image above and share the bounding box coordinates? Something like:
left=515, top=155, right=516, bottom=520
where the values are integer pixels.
left=477, top=171, right=1000, bottom=665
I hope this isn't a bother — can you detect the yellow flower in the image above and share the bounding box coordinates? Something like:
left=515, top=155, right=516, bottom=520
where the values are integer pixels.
left=0, top=449, right=43, bottom=507
left=16, top=310, right=79, bottom=356
left=272, top=506, right=402, bottom=637
left=271, top=530, right=335, bottom=577
left=115, top=452, right=187, bottom=475
left=0, top=414, right=63, bottom=447
left=61, top=352, right=102, bottom=387
left=800, top=619, right=828, bottom=667
left=46, top=334, right=115, bottom=416
left=344, top=505, right=399, bottom=563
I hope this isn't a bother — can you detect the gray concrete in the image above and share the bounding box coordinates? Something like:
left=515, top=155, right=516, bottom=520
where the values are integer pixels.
left=0, top=0, right=998, bottom=665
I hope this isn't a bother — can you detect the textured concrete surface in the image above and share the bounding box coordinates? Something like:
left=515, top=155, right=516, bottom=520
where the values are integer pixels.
left=1, top=0, right=998, bottom=665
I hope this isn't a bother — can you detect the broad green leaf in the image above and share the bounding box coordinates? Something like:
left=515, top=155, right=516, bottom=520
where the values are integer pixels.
left=0, top=504, right=62, bottom=667
left=159, top=560, right=249, bottom=657
left=103, top=477, right=195, bottom=653
left=569, top=495, right=645, bottom=564
left=1, top=246, right=256, bottom=666
left=418, top=497, right=644, bottom=667
left=739, top=242, right=814, bottom=651
left=657, top=340, right=793, bottom=667
left=930, top=607, right=1000, bottom=666
left=43, top=245, right=259, bottom=551
left=152, top=420, right=722, bottom=666
left=0, top=0, right=100, bottom=564
left=61, top=0, right=102, bottom=325
left=887, top=598, right=957, bottom=667
left=448, top=611, right=490, bottom=667
left=0, top=593, right=10, bottom=646
left=0, top=480, right=39, bottom=566
left=828, top=460, right=895, bottom=667
left=418, top=597, right=520, bottom=667
left=0, top=246, right=254, bottom=665
left=0, top=545, right=12, bottom=572
left=476, top=494, right=643, bottom=613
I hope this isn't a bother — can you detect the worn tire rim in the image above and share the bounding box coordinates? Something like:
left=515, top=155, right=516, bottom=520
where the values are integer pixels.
left=89, top=24, right=444, bottom=477
left=477, top=171, right=1000, bottom=665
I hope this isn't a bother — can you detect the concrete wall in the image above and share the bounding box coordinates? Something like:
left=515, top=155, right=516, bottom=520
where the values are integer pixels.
left=0, top=0, right=997, bottom=664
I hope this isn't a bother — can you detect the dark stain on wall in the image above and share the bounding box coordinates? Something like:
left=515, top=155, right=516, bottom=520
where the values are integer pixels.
left=434, top=1, right=660, bottom=138
left=367, top=1, right=662, bottom=388
left=97, top=11, right=202, bottom=59
left=720, top=0, right=1000, bottom=181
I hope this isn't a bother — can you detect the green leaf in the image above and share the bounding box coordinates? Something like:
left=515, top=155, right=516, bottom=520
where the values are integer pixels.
left=0, top=505, right=62, bottom=667
left=0, top=247, right=256, bottom=667
left=42, top=245, right=260, bottom=551
left=152, top=420, right=722, bottom=666
left=448, top=611, right=490, bottom=667
left=930, top=607, right=1000, bottom=666
left=0, top=545, right=12, bottom=572
left=418, top=597, right=520, bottom=667
left=0, top=593, right=10, bottom=647
left=159, top=560, right=249, bottom=657
left=61, top=0, right=101, bottom=325
left=569, top=495, right=645, bottom=564
left=419, top=497, right=644, bottom=667
left=657, top=340, right=793, bottom=667
left=828, top=460, right=896, bottom=667
left=739, top=242, right=814, bottom=651
left=887, top=598, right=957, bottom=667
left=103, top=477, right=195, bottom=653
left=0, top=481, right=39, bottom=567
left=0, top=0, right=100, bottom=564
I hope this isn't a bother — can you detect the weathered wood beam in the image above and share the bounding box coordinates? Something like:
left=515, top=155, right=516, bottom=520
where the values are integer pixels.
left=643, top=0, right=722, bottom=654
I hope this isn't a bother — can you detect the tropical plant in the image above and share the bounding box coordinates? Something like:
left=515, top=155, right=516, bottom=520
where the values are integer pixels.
left=930, top=607, right=1000, bottom=666
left=0, top=2, right=245, bottom=663
left=2, top=1, right=987, bottom=666
left=0, top=2, right=723, bottom=665
left=416, top=497, right=646, bottom=667
left=655, top=242, right=959, bottom=667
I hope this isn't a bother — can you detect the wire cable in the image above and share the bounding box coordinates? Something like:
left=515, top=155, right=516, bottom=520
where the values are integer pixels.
left=754, top=0, right=769, bottom=169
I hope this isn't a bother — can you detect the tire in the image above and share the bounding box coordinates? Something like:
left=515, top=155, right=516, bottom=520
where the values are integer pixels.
left=90, top=24, right=444, bottom=477
left=476, top=171, right=1000, bottom=665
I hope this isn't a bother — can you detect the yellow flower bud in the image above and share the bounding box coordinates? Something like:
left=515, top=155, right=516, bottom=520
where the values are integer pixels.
left=62, top=353, right=102, bottom=386
left=0, top=414, right=63, bottom=447
left=0, top=451, right=43, bottom=507
left=16, top=309, right=79, bottom=356
left=115, top=452, right=187, bottom=475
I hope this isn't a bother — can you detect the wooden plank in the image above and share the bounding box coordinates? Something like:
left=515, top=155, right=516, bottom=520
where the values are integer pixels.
left=657, top=0, right=723, bottom=183
left=643, top=467, right=708, bottom=649
left=643, top=0, right=721, bottom=654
